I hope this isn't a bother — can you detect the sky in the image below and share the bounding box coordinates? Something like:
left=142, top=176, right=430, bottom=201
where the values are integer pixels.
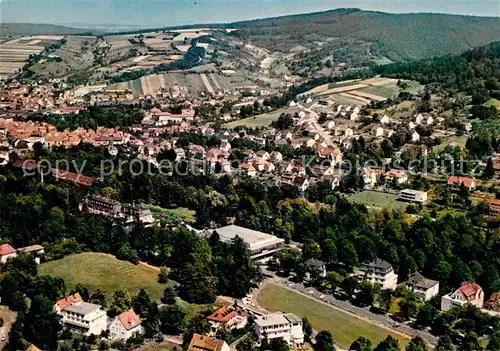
left=1, top=0, right=499, bottom=27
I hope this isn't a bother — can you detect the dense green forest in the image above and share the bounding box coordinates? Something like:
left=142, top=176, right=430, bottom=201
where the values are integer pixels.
left=228, top=8, right=500, bottom=60
left=30, top=106, right=144, bottom=131
left=375, top=41, right=500, bottom=99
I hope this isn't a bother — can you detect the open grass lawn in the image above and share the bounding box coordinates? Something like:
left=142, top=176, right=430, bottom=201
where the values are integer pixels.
left=257, top=284, right=409, bottom=349
left=347, top=191, right=408, bottom=211
left=40, top=252, right=168, bottom=301
left=224, top=108, right=296, bottom=128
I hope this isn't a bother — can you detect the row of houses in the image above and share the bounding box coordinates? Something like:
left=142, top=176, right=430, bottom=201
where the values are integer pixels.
left=55, top=293, right=143, bottom=340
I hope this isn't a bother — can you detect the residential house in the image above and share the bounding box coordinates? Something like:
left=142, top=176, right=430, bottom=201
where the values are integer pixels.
left=483, top=292, right=500, bottom=313
left=325, top=121, right=336, bottom=130
left=384, top=169, right=409, bottom=185
left=361, top=167, right=381, bottom=189
left=270, top=151, right=283, bottom=163
left=312, top=165, right=335, bottom=178
left=254, top=137, right=266, bottom=146
left=241, top=163, right=257, bottom=177
left=488, top=198, right=500, bottom=216
left=404, top=272, right=439, bottom=301
left=109, top=310, right=143, bottom=341
left=276, top=130, right=293, bottom=141
left=305, top=259, right=327, bottom=280
left=220, top=141, right=231, bottom=152
left=356, top=259, right=398, bottom=290
left=207, top=306, right=247, bottom=335
left=17, top=245, right=44, bottom=264
left=55, top=293, right=107, bottom=335
left=379, top=115, right=391, bottom=124
left=254, top=313, right=304, bottom=346
left=256, top=151, right=270, bottom=160
left=408, top=121, right=416, bottom=130
left=188, top=334, right=230, bottom=351
left=411, top=131, right=420, bottom=142
left=373, top=127, right=384, bottom=137
left=441, top=282, right=484, bottom=311
left=447, top=176, right=476, bottom=192
left=0, top=243, right=17, bottom=264
left=323, top=174, right=341, bottom=190
left=25, top=345, right=42, bottom=351
left=277, top=161, right=293, bottom=174
left=293, top=176, right=309, bottom=192
left=415, top=114, right=433, bottom=126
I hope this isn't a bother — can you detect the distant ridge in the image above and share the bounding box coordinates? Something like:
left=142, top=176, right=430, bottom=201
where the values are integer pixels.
left=226, top=8, right=500, bottom=60
left=0, top=23, right=100, bottom=36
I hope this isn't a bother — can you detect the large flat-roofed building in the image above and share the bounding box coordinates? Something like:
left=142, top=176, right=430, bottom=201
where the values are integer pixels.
left=254, top=312, right=304, bottom=346
left=398, top=189, right=428, bottom=203
left=214, top=225, right=285, bottom=260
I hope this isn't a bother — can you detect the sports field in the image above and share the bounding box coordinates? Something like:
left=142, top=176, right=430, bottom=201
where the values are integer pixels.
left=257, top=284, right=409, bottom=349
left=347, top=191, right=408, bottom=211
left=40, top=252, right=168, bottom=301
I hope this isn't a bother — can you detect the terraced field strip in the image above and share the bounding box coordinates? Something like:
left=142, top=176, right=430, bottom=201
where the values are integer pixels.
left=201, top=73, right=215, bottom=94
left=317, top=83, right=369, bottom=96
left=339, top=92, right=372, bottom=104
left=348, top=90, right=387, bottom=102
left=210, top=73, right=222, bottom=90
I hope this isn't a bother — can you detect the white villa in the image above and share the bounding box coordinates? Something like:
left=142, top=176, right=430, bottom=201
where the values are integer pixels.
left=55, top=293, right=107, bottom=336
left=404, top=272, right=439, bottom=301
left=441, top=282, right=484, bottom=312
left=357, top=259, right=398, bottom=290
left=109, top=310, right=144, bottom=341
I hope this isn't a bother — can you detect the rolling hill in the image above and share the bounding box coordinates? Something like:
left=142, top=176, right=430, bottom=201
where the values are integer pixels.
left=228, top=8, right=500, bottom=61
left=375, top=41, right=500, bottom=96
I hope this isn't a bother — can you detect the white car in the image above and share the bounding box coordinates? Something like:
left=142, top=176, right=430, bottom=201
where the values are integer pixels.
left=308, top=290, right=314, bottom=294
left=319, top=294, right=325, bottom=299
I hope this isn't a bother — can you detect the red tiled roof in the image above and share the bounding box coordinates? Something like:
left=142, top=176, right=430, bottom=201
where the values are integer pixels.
left=12, top=159, right=38, bottom=170
left=56, top=293, right=82, bottom=310
left=207, top=306, right=237, bottom=324
left=448, top=176, right=475, bottom=189
left=458, top=281, right=482, bottom=300
left=118, top=310, right=141, bottom=330
left=188, top=334, right=226, bottom=351
left=0, top=243, right=16, bottom=256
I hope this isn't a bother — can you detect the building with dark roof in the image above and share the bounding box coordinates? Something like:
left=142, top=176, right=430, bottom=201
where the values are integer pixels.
left=357, top=259, right=398, bottom=290
left=404, top=272, right=439, bottom=301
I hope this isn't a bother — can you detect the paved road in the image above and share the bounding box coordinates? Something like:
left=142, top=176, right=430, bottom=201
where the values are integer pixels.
left=261, top=268, right=438, bottom=346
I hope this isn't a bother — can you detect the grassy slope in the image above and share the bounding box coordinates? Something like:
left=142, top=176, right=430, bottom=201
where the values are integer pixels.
left=230, top=9, right=500, bottom=60
left=257, top=284, right=409, bottom=349
left=39, top=252, right=168, bottom=301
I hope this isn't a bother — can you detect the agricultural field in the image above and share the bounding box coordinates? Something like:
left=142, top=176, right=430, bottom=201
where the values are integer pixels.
left=303, top=78, right=422, bottom=107
left=39, top=252, right=169, bottom=301
left=257, top=284, right=409, bottom=349
left=347, top=190, right=408, bottom=211
left=173, top=28, right=211, bottom=53
left=106, top=70, right=256, bottom=97
left=29, top=35, right=96, bottom=77
left=0, top=35, right=64, bottom=78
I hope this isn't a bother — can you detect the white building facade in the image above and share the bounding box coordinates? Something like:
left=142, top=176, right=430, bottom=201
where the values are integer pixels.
left=254, top=313, right=304, bottom=346
left=357, top=259, right=398, bottom=290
